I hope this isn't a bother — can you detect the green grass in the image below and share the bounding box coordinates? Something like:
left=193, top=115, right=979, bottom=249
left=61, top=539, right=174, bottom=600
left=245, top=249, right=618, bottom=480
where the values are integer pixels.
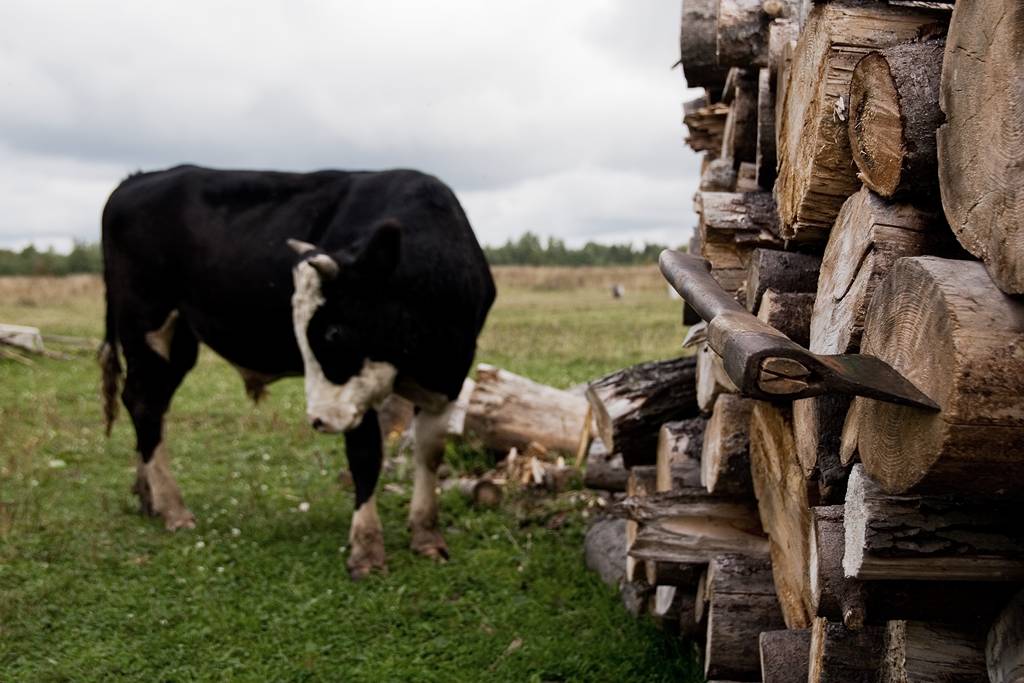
left=0, top=271, right=700, bottom=682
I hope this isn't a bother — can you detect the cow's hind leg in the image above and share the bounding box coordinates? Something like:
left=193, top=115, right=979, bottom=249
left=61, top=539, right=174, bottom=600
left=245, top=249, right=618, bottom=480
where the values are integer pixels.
left=409, top=404, right=452, bottom=561
left=121, top=310, right=199, bottom=531
left=345, top=409, right=387, bottom=580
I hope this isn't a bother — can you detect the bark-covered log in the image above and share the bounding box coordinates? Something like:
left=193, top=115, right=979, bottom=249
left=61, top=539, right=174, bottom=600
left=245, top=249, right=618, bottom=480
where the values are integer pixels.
left=756, top=67, right=777, bottom=190
left=744, top=248, right=820, bottom=314
left=697, top=191, right=783, bottom=254
left=716, top=0, right=773, bottom=67
left=775, top=0, right=948, bottom=241
left=768, top=18, right=798, bottom=79
left=697, top=342, right=738, bottom=413
left=705, top=554, right=786, bottom=681
left=757, top=290, right=814, bottom=348
left=625, top=466, right=659, bottom=584
left=586, top=356, right=698, bottom=468
left=879, top=620, right=988, bottom=683
left=584, top=516, right=626, bottom=587
left=843, top=465, right=1024, bottom=582
left=938, top=0, right=1024, bottom=294
left=583, top=438, right=627, bottom=492
left=466, top=364, right=590, bottom=454
left=620, top=579, right=654, bottom=618
left=808, top=618, right=885, bottom=683
left=701, top=393, right=754, bottom=497
left=701, top=157, right=739, bottom=192
left=760, top=629, right=811, bottom=683
left=750, top=401, right=815, bottom=628
left=681, top=0, right=730, bottom=90
left=439, top=476, right=502, bottom=508
left=684, top=98, right=730, bottom=154
left=656, top=418, right=706, bottom=493
left=721, top=74, right=759, bottom=167
left=735, top=161, right=759, bottom=192
left=812, top=504, right=1019, bottom=628
left=988, top=589, right=1024, bottom=683
left=809, top=188, right=944, bottom=356
left=843, top=257, right=1024, bottom=495
left=848, top=39, right=945, bottom=202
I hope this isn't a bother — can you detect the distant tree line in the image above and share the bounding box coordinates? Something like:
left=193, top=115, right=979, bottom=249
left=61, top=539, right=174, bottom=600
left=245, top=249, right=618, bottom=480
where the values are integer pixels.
left=484, top=232, right=674, bottom=266
left=0, top=242, right=103, bottom=276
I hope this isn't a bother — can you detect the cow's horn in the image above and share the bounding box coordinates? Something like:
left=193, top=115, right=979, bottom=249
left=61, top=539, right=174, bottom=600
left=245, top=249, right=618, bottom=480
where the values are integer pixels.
left=287, top=238, right=317, bottom=255
left=307, top=253, right=339, bottom=280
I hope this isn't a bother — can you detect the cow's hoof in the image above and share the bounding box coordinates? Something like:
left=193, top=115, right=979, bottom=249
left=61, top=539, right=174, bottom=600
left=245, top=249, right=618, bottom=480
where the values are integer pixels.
left=411, top=527, right=449, bottom=562
left=163, top=508, right=196, bottom=532
left=132, top=475, right=156, bottom=517
left=347, top=552, right=388, bottom=581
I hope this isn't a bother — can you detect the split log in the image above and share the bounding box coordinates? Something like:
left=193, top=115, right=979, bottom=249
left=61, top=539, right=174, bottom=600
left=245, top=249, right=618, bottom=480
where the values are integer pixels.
left=0, top=324, right=44, bottom=353
left=744, top=248, right=820, bottom=314
left=652, top=585, right=698, bottom=633
left=583, top=438, right=627, bottom=492
left=843, top=465, right=1024, bottom=582
left=750, top=401, right=815, bottom=628
left=697, top=191, right=783, bottom=248
left=655, top=418, right=706, bottom=492
left=684, top=99, right=730, bottom=154
left=848, top=39, right=945, bottom=202
left=465, top=364, right=590, bottom=455
left=584, top=516, right=627, bottom=587
left=809, top=188, right=946, bottom=355
left=586, top=355, right=699, bottom=468
left=705, top=554, right=786, bottom=681
left=756, top=67, right=777, bottom=190
left=937, top=0, right=1024, bottom=294
left=701, top=394, right=754, bottom=497
left=988, top=589, right=1024, bottom=683
left=808, top=617, right=885, bottom=683
left=680, top=0, right=730, bottom=90
left=701, top=157, right=738, bottom=192
left=439, top=476, right=502, bottom=508
left=734, top=161, right=759, bottom=192
left=811, top=504, right=1019, bottom=628
left=767, top=18, right=798, bottom=79
left=756, top=290, right=814, bottom=348
left=775, top=0, right=948, bottom=241
left=879, top=621, right=988, bottom=683
left=620, top=490, right=769, bottom=567
left=696, top=343, right=737, bottom=413
left=759, top=629, right=811, bottom=683
left=720, top=76, right=759, bottom=167
left=793, top=395, right=851, bottom=502
left=625, top=466, right=659, bottom=583
left=842, top=257, right=1024, bottom=495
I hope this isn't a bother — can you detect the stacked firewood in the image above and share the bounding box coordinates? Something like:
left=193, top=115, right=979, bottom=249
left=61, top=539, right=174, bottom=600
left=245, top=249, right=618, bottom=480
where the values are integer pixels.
left=584, top=0, right=1024, bottom=680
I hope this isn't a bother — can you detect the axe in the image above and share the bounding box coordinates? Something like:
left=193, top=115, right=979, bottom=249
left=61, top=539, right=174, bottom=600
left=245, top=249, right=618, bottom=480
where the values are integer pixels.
left=659, top=249, right=938, bottom=410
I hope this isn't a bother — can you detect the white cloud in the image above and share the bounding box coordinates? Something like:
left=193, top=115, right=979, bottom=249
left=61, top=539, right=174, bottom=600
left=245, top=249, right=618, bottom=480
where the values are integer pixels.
left=0, top=0, right=704, bottom=251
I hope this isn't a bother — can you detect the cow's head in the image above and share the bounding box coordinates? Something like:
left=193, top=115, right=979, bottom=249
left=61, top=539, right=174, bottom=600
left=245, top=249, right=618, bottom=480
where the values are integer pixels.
left=288, top=220, right=401, bottom=433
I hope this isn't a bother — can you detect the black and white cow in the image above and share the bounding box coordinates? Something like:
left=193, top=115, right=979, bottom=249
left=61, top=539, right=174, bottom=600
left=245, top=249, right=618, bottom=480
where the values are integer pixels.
left=99, top=165, right=495, bottom=578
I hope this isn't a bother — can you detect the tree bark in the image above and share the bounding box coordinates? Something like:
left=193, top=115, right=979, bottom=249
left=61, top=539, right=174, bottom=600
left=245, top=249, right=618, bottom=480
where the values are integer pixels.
left=775, top=0, right=947, bottom=241
left=756, top=67, right=777, bottom=190
left=879, top=620, right=988, bottom=683
left=809, top=188, right=945, bottom=356
left=744, top=248, right=820, bottom=314
left=625, top=466, right=659, bottom=584
left=843, top=465, right=1024, bottom=582
left=716, top=0, right=773, bottom=67
left=582, top=438, right=627, bottom=492
left=465, top=364, right=590, bottom=455
left=793, top=395, right=852, bottom=503
left=701, top=157, right=739, bottom=192
left=656, top=418, right=707, bottom=493
left=584, top=516, right=626, bottom=587
left=843, top=257, right=1024, bottom=495
left=937, top=0, right=1024, bottom=294
left=760, top=629, right=811, bottom=683
left=750, top=401, right=815, bottom=628
left=757, top=290, right=815, bottom=348
left=681, top=0, right=731, bottom=90
left=988, top=589, right=1024, bottom=683
left=705, top=554, right=786, bottom=681
left=586, top=356, right=699, bottom=467
left=808, top=617, right=886, bottom=683
left=848, top=39, right=945, bottom=202
left=701, top=393, right=755, bottom=497
left=721, top=75, right=759, bottom=167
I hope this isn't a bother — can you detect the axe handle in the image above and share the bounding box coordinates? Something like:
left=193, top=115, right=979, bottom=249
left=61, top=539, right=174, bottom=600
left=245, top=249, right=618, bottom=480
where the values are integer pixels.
left=659, top=249, right=748, bottom=321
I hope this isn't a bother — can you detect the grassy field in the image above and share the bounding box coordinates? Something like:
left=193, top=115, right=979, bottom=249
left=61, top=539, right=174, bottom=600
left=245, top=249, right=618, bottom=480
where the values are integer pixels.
left=0, top=267, right=700, bottom=682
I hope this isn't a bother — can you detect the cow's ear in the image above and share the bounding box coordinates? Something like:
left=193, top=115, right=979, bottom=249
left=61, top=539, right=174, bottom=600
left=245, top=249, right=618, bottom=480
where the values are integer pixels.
left=353, top=219, right=402, bottom=278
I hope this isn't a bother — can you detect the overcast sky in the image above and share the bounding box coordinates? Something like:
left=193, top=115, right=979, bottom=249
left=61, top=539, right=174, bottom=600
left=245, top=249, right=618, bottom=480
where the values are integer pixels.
left=0, top=1, right=703, bottom=252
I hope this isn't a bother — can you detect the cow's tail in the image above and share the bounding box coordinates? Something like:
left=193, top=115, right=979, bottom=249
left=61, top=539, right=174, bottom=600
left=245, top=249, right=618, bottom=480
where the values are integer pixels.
left=98, top=239, right=122, bottom=437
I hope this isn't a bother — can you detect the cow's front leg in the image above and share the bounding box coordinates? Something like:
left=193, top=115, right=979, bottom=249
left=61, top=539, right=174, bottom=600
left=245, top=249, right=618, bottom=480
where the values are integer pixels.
left=344, top=409, right=387, bottom=580
left=409, top=405, right=452, bottom=561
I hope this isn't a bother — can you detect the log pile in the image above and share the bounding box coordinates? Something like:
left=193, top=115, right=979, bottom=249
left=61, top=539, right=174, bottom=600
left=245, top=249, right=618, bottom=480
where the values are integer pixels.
left=580, top=1, right=1024, bottom=679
